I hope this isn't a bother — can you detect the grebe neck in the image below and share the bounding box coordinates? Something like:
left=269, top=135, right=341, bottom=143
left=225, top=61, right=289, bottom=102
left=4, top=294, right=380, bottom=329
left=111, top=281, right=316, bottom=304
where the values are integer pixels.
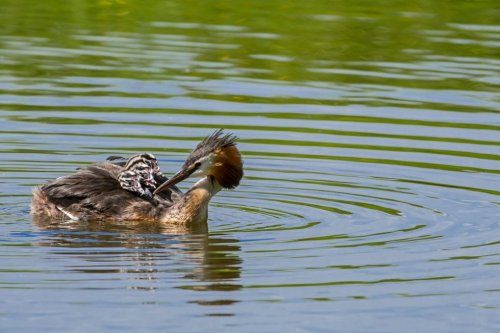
left=160, top=176, right=221, bottom=225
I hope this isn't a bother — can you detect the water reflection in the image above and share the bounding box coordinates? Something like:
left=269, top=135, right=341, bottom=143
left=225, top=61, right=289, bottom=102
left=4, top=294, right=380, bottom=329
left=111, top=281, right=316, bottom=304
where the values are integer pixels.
left=34, top=217, right=242, bottom=304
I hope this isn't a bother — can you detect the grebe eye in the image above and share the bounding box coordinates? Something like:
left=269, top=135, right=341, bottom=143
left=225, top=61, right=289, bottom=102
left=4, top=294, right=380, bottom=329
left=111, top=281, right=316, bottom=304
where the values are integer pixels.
left=194, top=162, right=201, bottom=169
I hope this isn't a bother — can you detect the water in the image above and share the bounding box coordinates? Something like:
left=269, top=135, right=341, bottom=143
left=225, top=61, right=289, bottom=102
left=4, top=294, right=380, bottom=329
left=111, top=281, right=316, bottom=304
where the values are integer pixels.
left=1, top=1, right=499, bottom=332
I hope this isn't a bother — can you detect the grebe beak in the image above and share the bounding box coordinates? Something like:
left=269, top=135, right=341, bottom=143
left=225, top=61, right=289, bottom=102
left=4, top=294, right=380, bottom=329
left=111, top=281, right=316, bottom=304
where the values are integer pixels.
left=153, top=165, right=197, bottom=196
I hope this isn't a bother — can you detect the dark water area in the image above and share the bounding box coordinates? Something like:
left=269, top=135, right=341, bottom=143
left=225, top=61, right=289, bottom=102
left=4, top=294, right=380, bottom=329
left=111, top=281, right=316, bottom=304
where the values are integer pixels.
left=1, top=1, right=499, bottom=332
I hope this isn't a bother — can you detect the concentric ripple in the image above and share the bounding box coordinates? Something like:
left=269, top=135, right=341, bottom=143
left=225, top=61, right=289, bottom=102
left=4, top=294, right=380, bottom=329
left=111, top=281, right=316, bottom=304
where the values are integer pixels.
left=1, top=0, right=500, bottom=332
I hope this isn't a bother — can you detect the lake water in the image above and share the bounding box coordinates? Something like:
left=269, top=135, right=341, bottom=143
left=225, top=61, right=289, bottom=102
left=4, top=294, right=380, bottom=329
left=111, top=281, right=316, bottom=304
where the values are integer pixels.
left=1, top=1, right=499, bottom=332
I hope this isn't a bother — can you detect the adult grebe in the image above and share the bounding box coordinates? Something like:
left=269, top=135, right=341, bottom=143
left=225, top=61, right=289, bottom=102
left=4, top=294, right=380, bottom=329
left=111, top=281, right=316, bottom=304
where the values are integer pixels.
left=30, top=130, right=243, bottom=225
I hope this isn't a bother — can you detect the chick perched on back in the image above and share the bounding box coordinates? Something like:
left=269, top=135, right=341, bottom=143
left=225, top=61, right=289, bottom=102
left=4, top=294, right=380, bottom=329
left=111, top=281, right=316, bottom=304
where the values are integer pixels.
left=115, top=153, right=161, bottom=199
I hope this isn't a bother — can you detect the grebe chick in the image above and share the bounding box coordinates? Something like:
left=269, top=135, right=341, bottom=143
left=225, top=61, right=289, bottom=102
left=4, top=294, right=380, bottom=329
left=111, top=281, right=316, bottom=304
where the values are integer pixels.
left=116, top=153, right=161, bottom=199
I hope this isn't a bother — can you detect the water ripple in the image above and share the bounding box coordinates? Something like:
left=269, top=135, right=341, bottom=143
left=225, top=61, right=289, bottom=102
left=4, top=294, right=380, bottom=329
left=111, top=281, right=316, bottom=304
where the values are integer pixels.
left=1, top=1, right=500, bottom=331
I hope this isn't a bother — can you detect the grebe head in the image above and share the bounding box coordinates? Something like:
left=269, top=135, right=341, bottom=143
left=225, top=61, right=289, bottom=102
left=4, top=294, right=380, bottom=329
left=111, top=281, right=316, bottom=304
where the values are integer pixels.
left=154, top=129, right=243, bottom=195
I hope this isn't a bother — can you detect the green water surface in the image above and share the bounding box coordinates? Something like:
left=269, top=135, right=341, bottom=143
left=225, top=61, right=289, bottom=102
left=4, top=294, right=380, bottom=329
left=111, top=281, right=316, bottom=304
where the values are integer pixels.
left=0, top=1, right=499, bottom=332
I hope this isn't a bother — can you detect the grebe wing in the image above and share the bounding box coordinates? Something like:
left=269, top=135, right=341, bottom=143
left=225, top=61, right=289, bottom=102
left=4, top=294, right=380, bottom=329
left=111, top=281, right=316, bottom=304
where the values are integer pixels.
left=41, top=162, right=164, bottom=219
left=42, top=163, right=123, bottom=207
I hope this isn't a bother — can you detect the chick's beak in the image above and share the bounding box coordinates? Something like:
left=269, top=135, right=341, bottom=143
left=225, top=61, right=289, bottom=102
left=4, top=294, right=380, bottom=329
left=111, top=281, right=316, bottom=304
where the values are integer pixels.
left=153, top=166, right=196, bottom=195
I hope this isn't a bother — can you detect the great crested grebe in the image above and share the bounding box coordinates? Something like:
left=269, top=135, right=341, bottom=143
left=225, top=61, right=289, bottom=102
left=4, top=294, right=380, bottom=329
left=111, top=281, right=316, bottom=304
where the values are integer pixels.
left=31, top=130, right=243, bottom=225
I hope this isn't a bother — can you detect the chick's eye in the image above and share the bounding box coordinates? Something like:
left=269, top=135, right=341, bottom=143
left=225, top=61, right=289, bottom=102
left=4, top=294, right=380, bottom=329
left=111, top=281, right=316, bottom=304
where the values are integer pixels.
left=194, top=162, right=201, bottom=169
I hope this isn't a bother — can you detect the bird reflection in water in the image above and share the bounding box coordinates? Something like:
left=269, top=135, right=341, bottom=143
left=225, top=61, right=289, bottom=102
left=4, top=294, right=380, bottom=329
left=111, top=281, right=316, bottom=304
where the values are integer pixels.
left=33, top=216, right=242, bottom=314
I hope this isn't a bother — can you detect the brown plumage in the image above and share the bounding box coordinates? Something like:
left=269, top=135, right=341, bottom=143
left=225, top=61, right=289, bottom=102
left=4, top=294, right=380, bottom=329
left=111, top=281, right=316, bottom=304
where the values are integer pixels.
left=30, top=130, right=243, bottom=225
